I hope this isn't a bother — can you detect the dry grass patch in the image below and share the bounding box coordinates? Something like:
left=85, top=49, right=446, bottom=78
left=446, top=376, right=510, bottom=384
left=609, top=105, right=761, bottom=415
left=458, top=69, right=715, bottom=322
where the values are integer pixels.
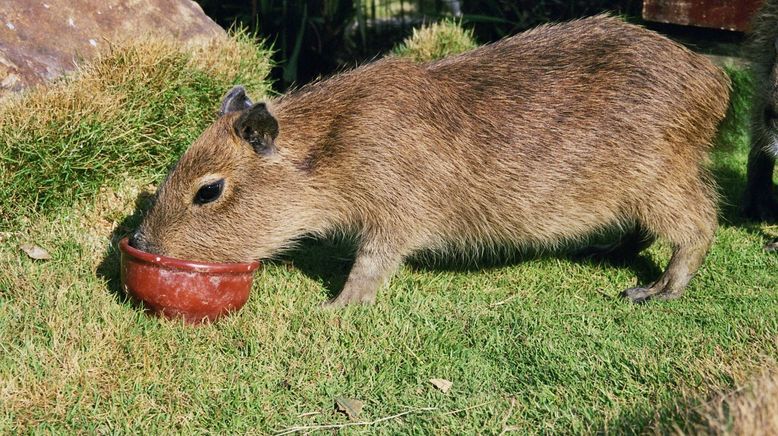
left=393, top=19, right=478, bottom=62
left=0, top=30, right=272, bottom=227
left=678, top=360, right=778, bottom=435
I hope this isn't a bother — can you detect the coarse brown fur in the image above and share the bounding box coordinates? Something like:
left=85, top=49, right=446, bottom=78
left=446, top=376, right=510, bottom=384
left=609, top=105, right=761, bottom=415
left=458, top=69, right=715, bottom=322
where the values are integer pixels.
left=744, top=0, right=778, bottom=221
left=133, top=15, right=731, bottom=307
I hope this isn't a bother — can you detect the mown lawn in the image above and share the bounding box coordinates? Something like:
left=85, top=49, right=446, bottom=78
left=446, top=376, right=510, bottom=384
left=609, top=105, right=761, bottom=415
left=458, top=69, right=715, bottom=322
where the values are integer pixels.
left=1, top=24, right=776, bottom=434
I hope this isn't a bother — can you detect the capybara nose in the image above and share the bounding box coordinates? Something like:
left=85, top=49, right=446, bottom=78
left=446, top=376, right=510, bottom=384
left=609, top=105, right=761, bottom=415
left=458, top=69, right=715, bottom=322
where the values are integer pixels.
left=129, top=230, right=150, bottom=253
left=129, top=231, right=163, bottom=255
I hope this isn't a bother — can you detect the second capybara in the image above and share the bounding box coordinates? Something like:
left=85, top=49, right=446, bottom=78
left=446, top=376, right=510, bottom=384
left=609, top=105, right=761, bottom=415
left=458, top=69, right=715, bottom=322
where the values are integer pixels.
left=132, top=15, right=731, bottom=307
left=745, top=0, right=778, bottom=222
left=743, top=0, right=778, bottom=221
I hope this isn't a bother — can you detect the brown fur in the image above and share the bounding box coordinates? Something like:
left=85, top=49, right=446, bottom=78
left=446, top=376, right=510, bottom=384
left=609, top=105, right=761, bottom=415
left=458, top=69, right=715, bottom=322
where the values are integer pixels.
left=134, top=15, right=730, bottom=306
left=744, top=0, right=778, bottom=221
left=697, top=368, right=778, bottom=435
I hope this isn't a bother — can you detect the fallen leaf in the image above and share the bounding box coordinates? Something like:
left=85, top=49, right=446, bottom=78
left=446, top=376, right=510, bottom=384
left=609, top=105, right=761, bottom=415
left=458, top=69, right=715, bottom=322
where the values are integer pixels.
left=20, top=243, right=52, bottom=260
left=335, top=396, right=363, bottom=420
left=430, top=378, right=453, bottom=394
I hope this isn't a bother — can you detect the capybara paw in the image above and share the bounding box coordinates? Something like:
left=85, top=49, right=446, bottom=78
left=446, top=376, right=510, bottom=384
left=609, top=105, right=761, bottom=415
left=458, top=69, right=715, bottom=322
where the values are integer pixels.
left=321, top=298, right=345, bottom=309
left=620, top=286, right=656, bottom=304
left=322, top=291, right=376, bottom=309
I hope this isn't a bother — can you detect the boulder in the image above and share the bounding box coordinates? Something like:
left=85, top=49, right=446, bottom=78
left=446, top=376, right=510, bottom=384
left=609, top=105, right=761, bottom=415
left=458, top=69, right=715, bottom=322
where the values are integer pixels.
left=0, top=0, right=225, bottom=94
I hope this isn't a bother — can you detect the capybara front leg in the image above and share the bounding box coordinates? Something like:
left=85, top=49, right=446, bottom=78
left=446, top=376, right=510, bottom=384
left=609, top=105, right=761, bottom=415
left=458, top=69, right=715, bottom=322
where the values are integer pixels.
left=325, top=242, right=403, bottom=308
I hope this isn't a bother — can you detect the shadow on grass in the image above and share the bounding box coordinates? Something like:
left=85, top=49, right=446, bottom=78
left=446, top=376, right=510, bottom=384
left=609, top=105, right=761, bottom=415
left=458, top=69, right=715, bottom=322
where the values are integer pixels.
left=95, top=190, right=155, bottom=305
left=601, top=397, right=705, bottom=435
left=713, top=157, right=777, bottom=243
left=274, top=237, right=357, bottom=299
left=275, top=234, right=664, bottom=301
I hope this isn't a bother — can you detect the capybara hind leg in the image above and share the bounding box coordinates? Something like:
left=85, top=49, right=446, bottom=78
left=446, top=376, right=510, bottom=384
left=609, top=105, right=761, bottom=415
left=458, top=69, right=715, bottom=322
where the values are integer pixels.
left=623, top=184, right=717, bottom=303
left=325, top=242, right=403, bottom=308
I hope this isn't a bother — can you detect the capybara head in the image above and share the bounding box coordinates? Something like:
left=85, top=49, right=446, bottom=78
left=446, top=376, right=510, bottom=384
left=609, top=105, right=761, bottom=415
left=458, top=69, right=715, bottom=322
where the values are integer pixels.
left=131, top=87, right=312, bottom=262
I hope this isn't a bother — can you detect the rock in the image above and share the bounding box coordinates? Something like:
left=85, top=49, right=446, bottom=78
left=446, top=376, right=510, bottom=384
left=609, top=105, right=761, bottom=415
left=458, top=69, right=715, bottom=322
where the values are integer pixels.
left=0, top=0, right=225, bottom=95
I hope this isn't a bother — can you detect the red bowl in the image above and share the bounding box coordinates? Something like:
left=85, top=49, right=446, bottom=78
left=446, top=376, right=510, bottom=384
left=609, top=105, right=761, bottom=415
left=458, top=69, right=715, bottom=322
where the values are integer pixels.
left=119, top=237, right=260, bottom=324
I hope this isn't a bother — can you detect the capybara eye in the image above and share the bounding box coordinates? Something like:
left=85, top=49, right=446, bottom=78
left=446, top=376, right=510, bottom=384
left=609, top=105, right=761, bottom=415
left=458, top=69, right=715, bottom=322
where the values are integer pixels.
left=194, top=179, right=225, bottom=205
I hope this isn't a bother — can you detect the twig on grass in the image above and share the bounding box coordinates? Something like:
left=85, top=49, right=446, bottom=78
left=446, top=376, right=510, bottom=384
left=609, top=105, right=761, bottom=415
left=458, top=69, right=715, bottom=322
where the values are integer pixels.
left=274, top=400, right=497, bottom=435
left=489, top=293, right=521, bottom=308
left=438, top=400, right=496, bottom=416
left=273, top=407, right=437, bottom=435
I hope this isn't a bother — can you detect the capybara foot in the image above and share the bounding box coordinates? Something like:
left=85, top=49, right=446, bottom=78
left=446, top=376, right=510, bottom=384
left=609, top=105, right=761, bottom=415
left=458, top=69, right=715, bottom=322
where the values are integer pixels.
left=323, top=289, right=377, bottom=309
left=620, top=286, right=658, bottom=304
left=621, top=285, right=685, bottom=303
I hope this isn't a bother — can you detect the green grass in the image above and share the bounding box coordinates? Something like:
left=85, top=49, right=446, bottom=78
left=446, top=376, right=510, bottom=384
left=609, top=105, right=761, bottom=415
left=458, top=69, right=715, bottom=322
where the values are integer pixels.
left=1, top=25, right=777, bottom=434
left=0, top=30, right=272, bottom=227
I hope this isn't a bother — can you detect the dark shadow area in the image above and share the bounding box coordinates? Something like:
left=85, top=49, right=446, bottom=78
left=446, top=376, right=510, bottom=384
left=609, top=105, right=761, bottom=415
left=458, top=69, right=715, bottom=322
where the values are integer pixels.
left=711, top=157, right=778, bottom=247
left=196, top=0, right=642, bottom=91
left=409, top=240, right=663, bottom=291
left=270, top=236, right=357, bottom=300
left=601, top=373, right=742, bottom=435
left=706, top=51, right=778, bottom=245
left=272, top=230, right=663, bottom=301
left=95, top=190, right=155, bottom=305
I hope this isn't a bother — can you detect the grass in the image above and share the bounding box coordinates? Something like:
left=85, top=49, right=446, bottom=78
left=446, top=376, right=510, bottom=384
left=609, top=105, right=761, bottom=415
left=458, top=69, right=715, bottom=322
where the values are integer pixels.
left=392, top=19, right=478, bottom=62
left=1, top=23, right=777, bottom=434
left=0, top=30, right=273, bottom=227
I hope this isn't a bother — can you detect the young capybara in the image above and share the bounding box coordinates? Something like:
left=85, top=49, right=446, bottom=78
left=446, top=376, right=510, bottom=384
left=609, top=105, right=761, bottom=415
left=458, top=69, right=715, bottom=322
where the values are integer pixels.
left=745, top=0, right=778, bottom=222
left=131, top=15, right=731, bottom=307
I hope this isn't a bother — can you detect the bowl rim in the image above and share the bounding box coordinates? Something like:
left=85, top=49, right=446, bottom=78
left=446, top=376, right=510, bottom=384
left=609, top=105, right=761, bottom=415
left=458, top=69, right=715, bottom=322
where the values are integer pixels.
left=119, top=236, right=260, bottom=274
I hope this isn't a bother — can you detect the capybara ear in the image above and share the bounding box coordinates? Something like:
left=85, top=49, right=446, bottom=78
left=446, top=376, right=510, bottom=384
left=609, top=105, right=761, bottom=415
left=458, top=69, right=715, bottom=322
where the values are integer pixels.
left=233, top=103, right=279, bottom=155
left=219, top=86, right=253, bottom=116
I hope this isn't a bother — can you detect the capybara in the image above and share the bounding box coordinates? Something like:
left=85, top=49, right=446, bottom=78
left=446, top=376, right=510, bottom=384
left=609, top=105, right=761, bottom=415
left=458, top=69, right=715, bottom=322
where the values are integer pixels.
left=132, top=15, right=731, bottom=307
left=745, top=0, right=778, bottom=222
